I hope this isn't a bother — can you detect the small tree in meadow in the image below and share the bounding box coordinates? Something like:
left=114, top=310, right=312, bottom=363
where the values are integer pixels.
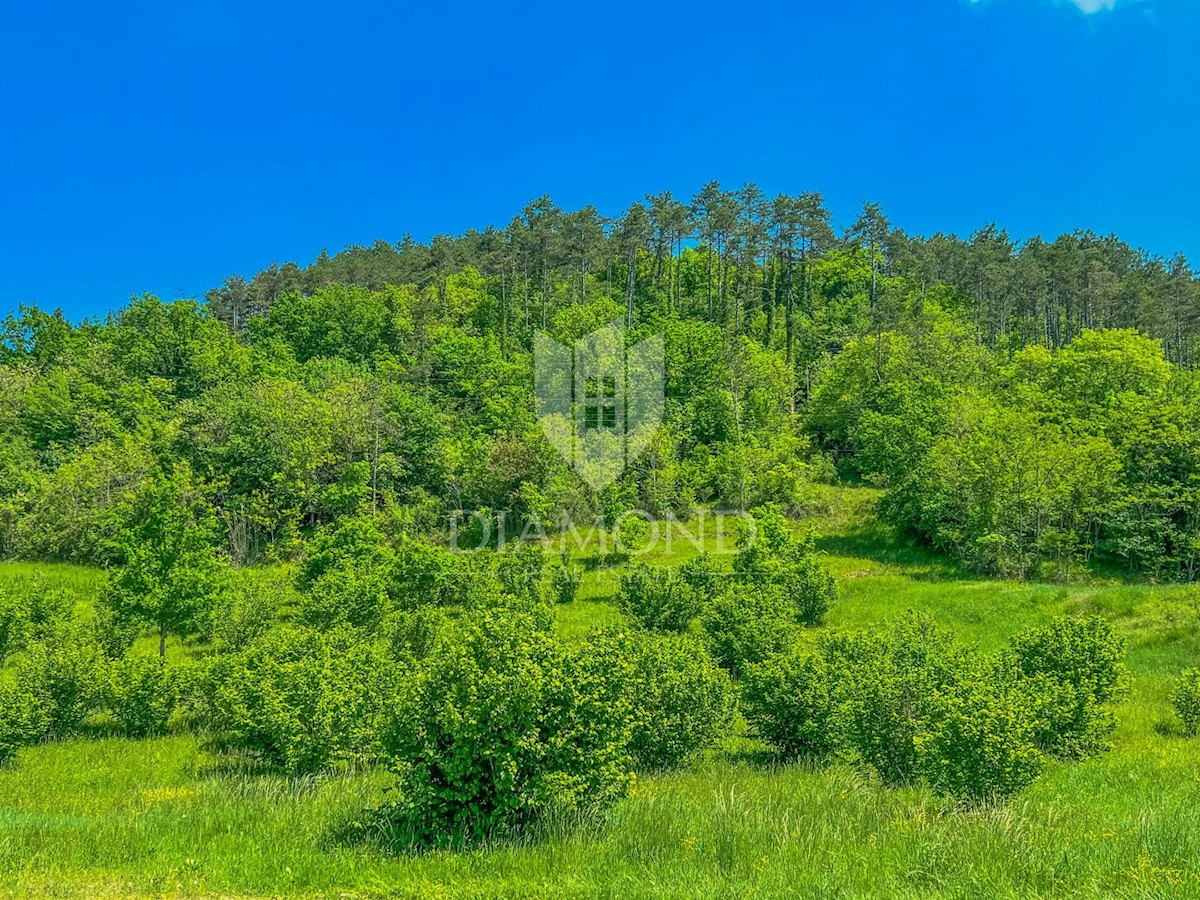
left=100, top=466, right=229, bottom=656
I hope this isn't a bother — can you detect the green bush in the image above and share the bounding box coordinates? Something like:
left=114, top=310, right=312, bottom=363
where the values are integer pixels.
left=743, top=613, right=1054, bottom=802
left=678, top=553, right=722, bottom=605
left=382, top=608, right=633, bottom=848
left=203, top=572, right=287, bottom=652
left=733, top=505, right=836, bottom=625
left=12, top=625, right=110, bottom=738
left=0, top=679, right=51, bottom=767
left=1171, top=669, right=1200, bottom=736
left=551, top=559, right=582, bottom=605
left=1001, top=615, right=1128, bottom=758
left=393, top=538, right=471, bottom=608
left=297, top=514, right=394, bottom=591
left=618, top=564, right=705, bottom=633
left=0, top=576, right=73, bottom=661
left=820, top=613, right=968, bottom=785
left=700, top=586, right=792, bottom=677
left=496, top=541, right=546, bottom=605
left=915, top=661, right=1043, bottom=802
left=200, top=625, right=399, bottom=774
left=298, top=515, right=398, bottom=630
left=298, top=566, right=394, bottom=631
left=92, top=598, right=142, bottom=659
left=742, top=649, right=836, bottom=759
left=387, top=605, right=451, bottom=662
left=626, top=632, right=733, bottom=771
left=108, top=654, right=187, bottom=738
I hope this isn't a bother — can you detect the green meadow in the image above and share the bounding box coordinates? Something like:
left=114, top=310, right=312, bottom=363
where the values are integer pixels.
left=2, top=488, right=1199, bottom=899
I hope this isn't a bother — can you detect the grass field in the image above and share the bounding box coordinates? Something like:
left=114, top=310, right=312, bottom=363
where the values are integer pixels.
left=3, top=488, right=1200, bottom=898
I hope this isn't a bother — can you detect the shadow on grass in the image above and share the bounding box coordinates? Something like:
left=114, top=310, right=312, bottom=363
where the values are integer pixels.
left=723, top=745, right=834, bottom=775
left=814, top=521, right=968, bottom=583
left=581, top=552, right=631, bottom=572
left=330, top=799, right=596, bottom=857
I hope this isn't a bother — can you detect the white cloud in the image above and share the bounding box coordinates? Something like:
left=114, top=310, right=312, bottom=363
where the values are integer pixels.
left=971, top=0, right=1143, bottom=13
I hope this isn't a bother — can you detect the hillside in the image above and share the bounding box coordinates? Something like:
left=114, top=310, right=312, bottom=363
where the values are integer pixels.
left=1, top=489, right=1198, bottom=899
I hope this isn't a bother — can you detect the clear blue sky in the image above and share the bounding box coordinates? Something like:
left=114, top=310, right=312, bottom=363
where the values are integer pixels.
left=1, top=0, right=1195, bottom=320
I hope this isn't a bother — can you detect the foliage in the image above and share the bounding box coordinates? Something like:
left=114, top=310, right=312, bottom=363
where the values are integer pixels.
left=98, top=466, right=230, bottom=655
left=700, top=586, right=793, bottom=677
left=392, top=538, right=472, bottom=609
left=1001, top=615, right=1129, bottom=758
left=202, top=571, right=289, bottom=653
left=381, top=608, right=633, bottom=848
left=495, top=541, right=547, bottom=605
left=1171, top=669, right=1200, bottom=736
left=200, top=626, right=399, bottom=775
left=743, top=612, right=1125, bottom=802
left=0, top=679, right=50, bottom=767
left=296, top=514, right=397, bottom=630
left=10, top=622, right=110, bottom=739
left=617, top=564, right=706, bottom=633
left=625, top=631, right=734, bottom=771
left=551, top=556, right=582, bottom=605
left=0, top=575, right=73, bottom=660
left=742, top=650, right=836, bottom=759
left=732, top=506, right=836, bottom=625
left=108, top=655, right=188, bottom=738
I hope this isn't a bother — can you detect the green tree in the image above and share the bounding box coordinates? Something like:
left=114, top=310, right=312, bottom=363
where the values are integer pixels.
left=100, top=466, right=229, bottom=656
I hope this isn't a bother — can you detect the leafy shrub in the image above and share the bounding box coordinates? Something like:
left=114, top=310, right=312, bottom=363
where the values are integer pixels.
left=551, top=559, right=582, bottom=605
left=1001, top=615, right=1128, bottom=758
left=820, top=613, right=969, bottom=785
left=740, top=612, right=1112, bottom=802
left=915, top=660, right=1043, bottom=802
left=618, top=564, right=705, bottom=633
left=203, top=572, right=287, bottom=652
left=0, top=679, right=51, bottom=767
left=678, top=553, right=722, bottom=605
left=297, top=514, right=394, bottom=590
left=298, top=565, right=394, bottom=631
left=93, top=593, right=142, bottom=659
left=12, top=624, right=110, bottom=738
left=382, top=608, right=633, bottom=848
left=393, top=538, right=471, bottom=608
left=700, top=586, right=792, bottom=676
left=0, top=576, right=73, bottom=660
left=387, top=605, right=450, bottom=662
left=496, top=541, right=546, bottom=605
left=733, top=505, right=836, bottom=625
left=626, top=632, right=733, bottom=771
left=742, top=649, right=836, bottom=759
left=1171, top=669, right=1200, bottom=736
left=298, top=515, right=397, bottom=630
left=200, top=625, right=399, bottom=774
left=108, top=654, right=188, bottom=737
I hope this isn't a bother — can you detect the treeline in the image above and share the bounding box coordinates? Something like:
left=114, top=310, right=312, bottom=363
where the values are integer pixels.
left=1, top=185, right=1198, bottom=581
left=813, top=323, right=1200, bottom=580
left=208, top=186, right=1200, bottom=367
left=0, top=285, right=828, bottom=567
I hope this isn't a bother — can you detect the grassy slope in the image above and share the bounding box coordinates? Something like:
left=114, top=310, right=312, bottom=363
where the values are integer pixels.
left=3, top=489, right=1200, bottom=898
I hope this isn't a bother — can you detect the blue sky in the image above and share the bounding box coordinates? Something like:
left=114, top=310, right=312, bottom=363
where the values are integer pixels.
left=0, top=0, right=1194, bottom=320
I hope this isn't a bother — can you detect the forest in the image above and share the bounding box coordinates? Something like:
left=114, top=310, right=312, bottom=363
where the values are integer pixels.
left=2, top=185, right=1200, bottom=896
